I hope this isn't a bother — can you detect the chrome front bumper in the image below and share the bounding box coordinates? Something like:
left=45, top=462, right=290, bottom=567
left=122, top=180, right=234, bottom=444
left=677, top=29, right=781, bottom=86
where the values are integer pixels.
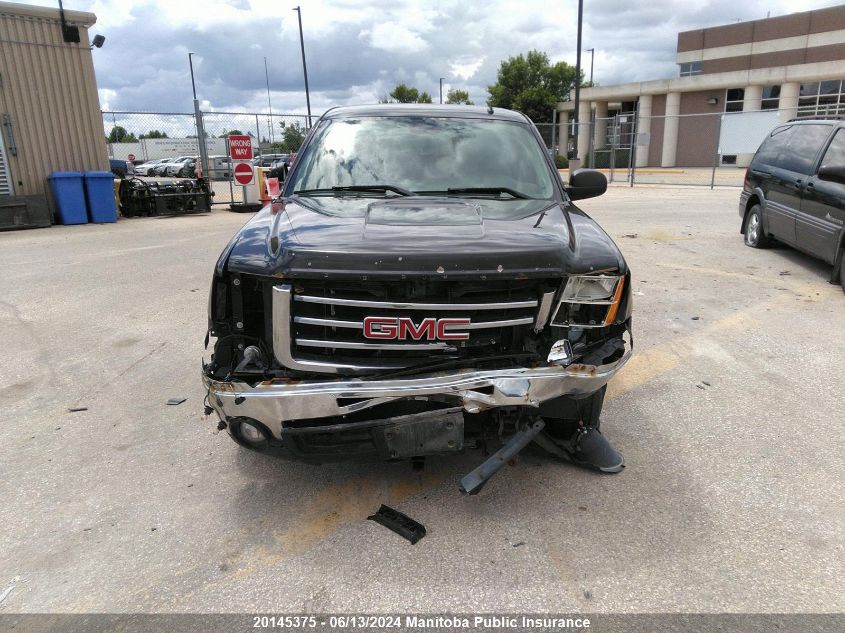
left=203, top=341, right=631, bottom=440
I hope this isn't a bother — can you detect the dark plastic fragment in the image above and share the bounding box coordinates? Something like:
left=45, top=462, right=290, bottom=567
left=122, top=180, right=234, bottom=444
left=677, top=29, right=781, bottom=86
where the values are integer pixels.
left=367, top=504, right=426, bottom=544
left=166, top=397, right=187, bottom=406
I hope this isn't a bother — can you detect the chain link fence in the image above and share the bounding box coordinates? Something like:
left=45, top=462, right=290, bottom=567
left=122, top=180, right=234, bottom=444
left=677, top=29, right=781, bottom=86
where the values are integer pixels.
left=103, top=106, right=803, bottom=199
left=540, top=106, right=812, bottom=188
left=102, top=110, right=315, bottom=205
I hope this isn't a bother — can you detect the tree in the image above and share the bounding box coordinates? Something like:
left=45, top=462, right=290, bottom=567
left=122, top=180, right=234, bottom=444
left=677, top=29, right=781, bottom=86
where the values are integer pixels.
left=446, top=88, right=474, bottom=105
left=487, top=50, right=579, bottom=123
left=139, top=130, right=168, bottom=139
left=219, top=129, right=243, bottom=138
left=278, top=121, right=306, bottom=152
left=107, top=125, right=137, bottom=143
left=387, top=83, right=433, bottom=104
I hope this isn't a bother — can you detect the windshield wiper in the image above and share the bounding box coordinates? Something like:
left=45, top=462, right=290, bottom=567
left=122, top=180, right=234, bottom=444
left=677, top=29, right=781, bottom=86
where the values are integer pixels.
left=416, top=187, right=532, bottom=199
left=295, top=185, right=415, bottom=197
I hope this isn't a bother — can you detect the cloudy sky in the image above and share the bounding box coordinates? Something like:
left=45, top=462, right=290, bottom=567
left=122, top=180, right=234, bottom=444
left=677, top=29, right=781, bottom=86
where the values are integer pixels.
left=17, top=0, right=845, bottom=116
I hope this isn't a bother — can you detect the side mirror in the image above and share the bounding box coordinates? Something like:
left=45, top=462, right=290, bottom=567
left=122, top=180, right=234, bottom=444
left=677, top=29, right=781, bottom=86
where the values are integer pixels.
left=818, top=164, right=845, bottom=185
left=567, top=168, right=607, bottom=201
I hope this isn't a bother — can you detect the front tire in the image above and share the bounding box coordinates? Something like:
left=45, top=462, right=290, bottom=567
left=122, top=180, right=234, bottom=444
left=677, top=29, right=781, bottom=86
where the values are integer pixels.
left=744, top=204, right=771, bottom=248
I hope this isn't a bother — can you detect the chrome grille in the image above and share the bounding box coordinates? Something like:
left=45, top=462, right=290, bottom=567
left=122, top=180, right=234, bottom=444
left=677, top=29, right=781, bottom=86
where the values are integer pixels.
left=273, top=279, right=558, bottom=374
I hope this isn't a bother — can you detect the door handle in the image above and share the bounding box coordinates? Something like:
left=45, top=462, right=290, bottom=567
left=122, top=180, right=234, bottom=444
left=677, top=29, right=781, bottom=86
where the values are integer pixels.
left=806, top=181, right=815, bottom=189
left=795, top=178, right=803, bottom=186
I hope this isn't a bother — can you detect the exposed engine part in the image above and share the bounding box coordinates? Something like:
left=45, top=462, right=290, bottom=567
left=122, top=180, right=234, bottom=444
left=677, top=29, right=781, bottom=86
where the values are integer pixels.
left=119, top=177, right=213, bottom=217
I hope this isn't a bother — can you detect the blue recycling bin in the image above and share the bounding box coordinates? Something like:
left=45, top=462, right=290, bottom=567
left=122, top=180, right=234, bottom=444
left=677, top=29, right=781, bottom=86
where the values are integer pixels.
left=48, top=171, right=87, bottom=225
left=83, top=171, right=117, bottom=223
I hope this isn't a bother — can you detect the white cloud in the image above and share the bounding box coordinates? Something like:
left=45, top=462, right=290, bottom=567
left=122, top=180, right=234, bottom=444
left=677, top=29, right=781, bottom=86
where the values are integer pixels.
left=16, top=0, right=842, bottom=117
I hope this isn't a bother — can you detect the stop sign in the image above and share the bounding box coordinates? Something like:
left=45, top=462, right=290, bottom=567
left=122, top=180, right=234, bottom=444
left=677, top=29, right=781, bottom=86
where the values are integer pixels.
left=233, top=162, right=254, bottom=186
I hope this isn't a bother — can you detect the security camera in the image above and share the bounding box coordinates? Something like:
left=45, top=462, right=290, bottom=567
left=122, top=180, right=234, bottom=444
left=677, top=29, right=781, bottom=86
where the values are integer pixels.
left=91, top=34, right=105, bottom=49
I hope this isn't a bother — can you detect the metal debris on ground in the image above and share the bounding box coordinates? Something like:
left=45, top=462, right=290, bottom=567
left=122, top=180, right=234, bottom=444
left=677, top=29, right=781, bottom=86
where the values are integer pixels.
left=459, top=418, right=545, bottom=495
left=67, top=407, right=88, bottom=413
left=367, top=505, right=426, bottom=544
left=120, top=178, right=213, bottom=217
left=166, top=397, right=187, bottom=406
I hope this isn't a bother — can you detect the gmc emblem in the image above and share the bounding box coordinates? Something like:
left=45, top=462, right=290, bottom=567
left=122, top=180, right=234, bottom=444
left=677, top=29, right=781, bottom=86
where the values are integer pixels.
left=363, top=316, right=471, bottom=341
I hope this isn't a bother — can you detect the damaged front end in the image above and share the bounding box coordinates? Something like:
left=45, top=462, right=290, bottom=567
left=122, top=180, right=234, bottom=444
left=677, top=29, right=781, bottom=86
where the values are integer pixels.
left=202, top=270, right=632, bottom=478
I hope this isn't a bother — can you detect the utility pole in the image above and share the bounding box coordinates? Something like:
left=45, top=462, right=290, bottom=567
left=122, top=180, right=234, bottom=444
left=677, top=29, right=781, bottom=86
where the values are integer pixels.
left=586, top=48, right=595, bottom=85
left=439, top=78, right=444, bottom=104
left=264, top=56, right=275, bottom=147
left=293, top=6, right=312, bottom=127
left=572, top=0, right=583, bottom=164
left=188, top=52, right=209, bottom=180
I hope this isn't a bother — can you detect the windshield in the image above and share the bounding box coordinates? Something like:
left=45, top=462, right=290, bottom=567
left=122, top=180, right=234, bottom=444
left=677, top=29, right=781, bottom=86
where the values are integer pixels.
left=288, top=116, right=556, bottom=200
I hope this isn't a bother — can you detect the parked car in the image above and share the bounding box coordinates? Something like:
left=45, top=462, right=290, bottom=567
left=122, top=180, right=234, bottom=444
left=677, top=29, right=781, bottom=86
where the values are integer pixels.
left=202, top=104, right=633, bottom=491
left=135, top=158, right=169, bottom=176
left=266, top=154, right=290, bottom=181
left=153, top=156, right=189, bottom=177
left=109, top=159, right=135, bottom=179
left=250, top=154, right=285, bottom=168
left=166, top=156, right=197, bottom=177
left=741, top=118, right=845, bottom=292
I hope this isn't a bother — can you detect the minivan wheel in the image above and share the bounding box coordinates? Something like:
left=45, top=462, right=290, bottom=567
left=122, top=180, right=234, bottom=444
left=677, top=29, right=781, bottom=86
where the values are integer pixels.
left=744, top=205, right=770, bottom=248
left=840, top=254, right=845, bottom=293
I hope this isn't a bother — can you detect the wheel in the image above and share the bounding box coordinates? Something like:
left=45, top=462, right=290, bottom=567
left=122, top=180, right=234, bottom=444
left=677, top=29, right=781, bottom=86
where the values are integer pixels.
left=743, top=204, right=771, bottom=248
left=840, top=253, right=845, bottom=293
left=177, top=168, right=186, bottom=178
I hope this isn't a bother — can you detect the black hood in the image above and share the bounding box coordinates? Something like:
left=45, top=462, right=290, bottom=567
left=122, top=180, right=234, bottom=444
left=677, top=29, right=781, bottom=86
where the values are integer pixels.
left=218, top=197, right=626, bottom=280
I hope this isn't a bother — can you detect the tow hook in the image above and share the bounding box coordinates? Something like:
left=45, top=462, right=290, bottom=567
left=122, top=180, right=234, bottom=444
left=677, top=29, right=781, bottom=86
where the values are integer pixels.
left=458, top=417, right=545, bottom=495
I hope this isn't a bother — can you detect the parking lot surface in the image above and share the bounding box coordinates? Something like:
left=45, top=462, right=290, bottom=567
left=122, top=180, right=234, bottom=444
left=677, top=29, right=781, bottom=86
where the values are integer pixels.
left=1, top=187, right=843, bottom=613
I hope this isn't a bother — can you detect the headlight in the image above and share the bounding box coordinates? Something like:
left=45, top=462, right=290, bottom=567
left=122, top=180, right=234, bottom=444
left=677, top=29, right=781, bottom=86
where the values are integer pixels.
left=552, top=274, right=625, bottom=328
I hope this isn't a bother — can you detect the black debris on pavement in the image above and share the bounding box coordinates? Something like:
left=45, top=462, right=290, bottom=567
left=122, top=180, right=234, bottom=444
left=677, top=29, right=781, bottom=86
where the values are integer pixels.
left=166, top=397, right=187, bottom=406
left=367, top=504, right=426, bottom=544
left=68, top=407, right=88, bottom=413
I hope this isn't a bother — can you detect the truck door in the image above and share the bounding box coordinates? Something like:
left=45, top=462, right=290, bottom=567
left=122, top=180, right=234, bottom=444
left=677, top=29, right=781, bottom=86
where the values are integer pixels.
left=797, top=128, right=845, bottom=264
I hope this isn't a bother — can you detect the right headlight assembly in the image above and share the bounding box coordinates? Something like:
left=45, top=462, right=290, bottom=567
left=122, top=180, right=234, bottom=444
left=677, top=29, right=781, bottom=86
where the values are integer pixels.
left=551, top=274, right=625, bottom=328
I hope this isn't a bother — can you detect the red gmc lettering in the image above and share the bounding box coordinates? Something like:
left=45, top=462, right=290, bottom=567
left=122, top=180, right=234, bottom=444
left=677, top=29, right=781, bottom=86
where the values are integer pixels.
left=362, top=317, right=397, bottom=339
left=398, top=318, right=436, bottom=340
left=362, top=317, right=471, bottom=341
left=436, top=318, right=471, bottom=340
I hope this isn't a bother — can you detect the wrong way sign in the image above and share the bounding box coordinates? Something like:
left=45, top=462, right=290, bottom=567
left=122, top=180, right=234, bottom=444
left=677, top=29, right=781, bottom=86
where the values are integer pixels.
left=233, top=161, right=255, bottom=186
left=228, top=134, right=253, bottom=161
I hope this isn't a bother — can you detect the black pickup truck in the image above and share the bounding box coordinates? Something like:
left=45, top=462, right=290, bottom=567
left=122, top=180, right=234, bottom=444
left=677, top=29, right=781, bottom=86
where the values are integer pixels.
left=203, top=105, right=633, bottom=493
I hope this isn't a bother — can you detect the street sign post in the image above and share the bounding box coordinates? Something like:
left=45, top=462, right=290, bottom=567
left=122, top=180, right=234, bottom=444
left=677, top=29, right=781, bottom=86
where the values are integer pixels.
left=233, top=161, right=255, bottom=186
left=228, top=135, right=253, bottom=161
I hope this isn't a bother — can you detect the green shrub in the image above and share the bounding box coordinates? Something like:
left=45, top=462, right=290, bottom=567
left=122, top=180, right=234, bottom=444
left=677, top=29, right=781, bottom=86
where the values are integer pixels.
left=553, top=154, right=568, bottom=169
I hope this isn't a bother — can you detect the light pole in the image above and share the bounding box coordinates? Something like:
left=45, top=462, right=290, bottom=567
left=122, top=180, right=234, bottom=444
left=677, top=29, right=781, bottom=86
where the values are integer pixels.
left=439, top=78, right=444, bottom=104
left=264, top=56, right=275, bottom=147
left=572, top=0, right=583, bottom=163
left=586, top=48, right=595, bottom=85
left=188, top=52, right=209, bottom=179
left=293, top=6, right=312, bottom=128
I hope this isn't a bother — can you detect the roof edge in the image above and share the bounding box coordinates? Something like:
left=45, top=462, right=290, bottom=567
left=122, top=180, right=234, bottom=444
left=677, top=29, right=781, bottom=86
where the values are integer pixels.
left=0, top=1, right=96, bottom=26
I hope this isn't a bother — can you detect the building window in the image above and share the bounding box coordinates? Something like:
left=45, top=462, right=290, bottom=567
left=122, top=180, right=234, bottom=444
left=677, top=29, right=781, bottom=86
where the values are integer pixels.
left=761, top=85, right=780, bottom=110
left=679, top=61, right=703, bottom=77
left=725, top=88, right=744, bottom=112
left=798, top=80, right=845, bottom=117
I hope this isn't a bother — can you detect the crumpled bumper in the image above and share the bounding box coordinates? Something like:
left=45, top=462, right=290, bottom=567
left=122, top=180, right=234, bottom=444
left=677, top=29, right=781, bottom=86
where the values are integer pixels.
left=203, top=340, right=631, bottom=440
